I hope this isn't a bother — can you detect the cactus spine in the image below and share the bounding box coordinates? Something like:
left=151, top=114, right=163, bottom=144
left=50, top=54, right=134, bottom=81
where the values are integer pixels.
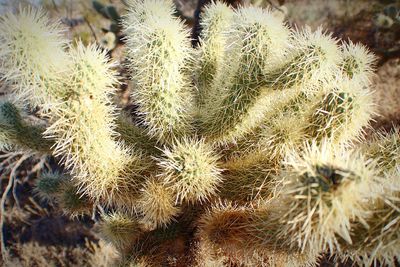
left=196, top=2, right=234, bottom=106
left=0, top=1, right=398, bottom=266
left=200, top=6, right=290, bottom=142
left=45, top=43, right=148, bottom=206
left=0, top=8, right=69, bottom=108
left=124, top=0, right=194, bottom=142
left=0, top=101, right=52, bottom=152
left=157, top=138, right=222, bottom=203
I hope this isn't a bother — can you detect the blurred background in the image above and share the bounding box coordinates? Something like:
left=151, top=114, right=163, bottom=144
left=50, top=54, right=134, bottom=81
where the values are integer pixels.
left=0, top=0, right=399, bottom=266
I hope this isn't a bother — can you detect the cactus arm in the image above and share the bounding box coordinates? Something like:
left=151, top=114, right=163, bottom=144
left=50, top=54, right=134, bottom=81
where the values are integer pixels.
left=362, top=128, right=400, bottom=173
left=124, top=0, right=194, bottom=143
left=265, top=28, right=341, bottom=91
left=35, top=171, right=93, bottom=217
left=218, top=154, right=278, bottom=202
left=0, top=8, right=69, bottom=107
left=340, top=41, right=376, bottom=85
left=274, top=143, right=379, bottom=253
left=304, top=80, right=375, bottom=145
left=46, top=43, right=150, bottom=207
left=115, top=114, right=160, bottom=155
left=136, top=179, right=180, bottom=229
left=200, top=7, right=290, bottom=143
left=99, top=212, right=143, bottom=254
left=195, top=2, right=234, bottom=106
left=156, top=138, right=222, bottom=204
left=343, top=171, right=400, bottom=266
left=0, top=101, right=53, bottom=152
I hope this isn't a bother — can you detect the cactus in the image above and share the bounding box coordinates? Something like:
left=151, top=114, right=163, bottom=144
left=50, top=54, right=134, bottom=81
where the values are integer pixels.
left=98, top=212, right=142, bottom=251
left=35, top=171, right=94, bottom=217
left=0, top=8, right=69, bottom=108
left=124, top=0, right=194, bottom=142
left=1, top=1, right=399, bottom=266
left=343, top=169, right=400, bottom=266
left=274, top=143, right=379, bottom=252
left=34, top=171, right=66, bottom=200
left=362, top=127, right=400, bottom=172
left=0, top=101, right=53, bottom=152
left=200, top=6, right=291, bottom=143
left=196, top=1, right=234, bottom=106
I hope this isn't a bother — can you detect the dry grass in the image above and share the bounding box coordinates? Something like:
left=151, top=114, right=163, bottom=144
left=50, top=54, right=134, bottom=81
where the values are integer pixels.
left=3, top=239, right=118, bottom=267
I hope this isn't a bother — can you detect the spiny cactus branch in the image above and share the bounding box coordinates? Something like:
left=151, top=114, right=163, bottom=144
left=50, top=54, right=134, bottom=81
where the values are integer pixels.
left=0, top=1, right=397, bottom=266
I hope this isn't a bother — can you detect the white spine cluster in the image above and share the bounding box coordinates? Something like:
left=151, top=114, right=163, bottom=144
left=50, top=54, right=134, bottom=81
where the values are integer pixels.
left=0, top=8, right=69, bottom=108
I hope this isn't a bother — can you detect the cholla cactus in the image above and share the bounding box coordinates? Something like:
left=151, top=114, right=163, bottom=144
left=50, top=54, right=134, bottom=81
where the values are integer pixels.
left=0, top=8, right=69, bottom=108
left=1, top=1, right=399, bottom=266
left=275, top=143, right=379, bottom=252
left=0, top=100, right=53, bottom=152
left=343, top=168, right=400, bottom=266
